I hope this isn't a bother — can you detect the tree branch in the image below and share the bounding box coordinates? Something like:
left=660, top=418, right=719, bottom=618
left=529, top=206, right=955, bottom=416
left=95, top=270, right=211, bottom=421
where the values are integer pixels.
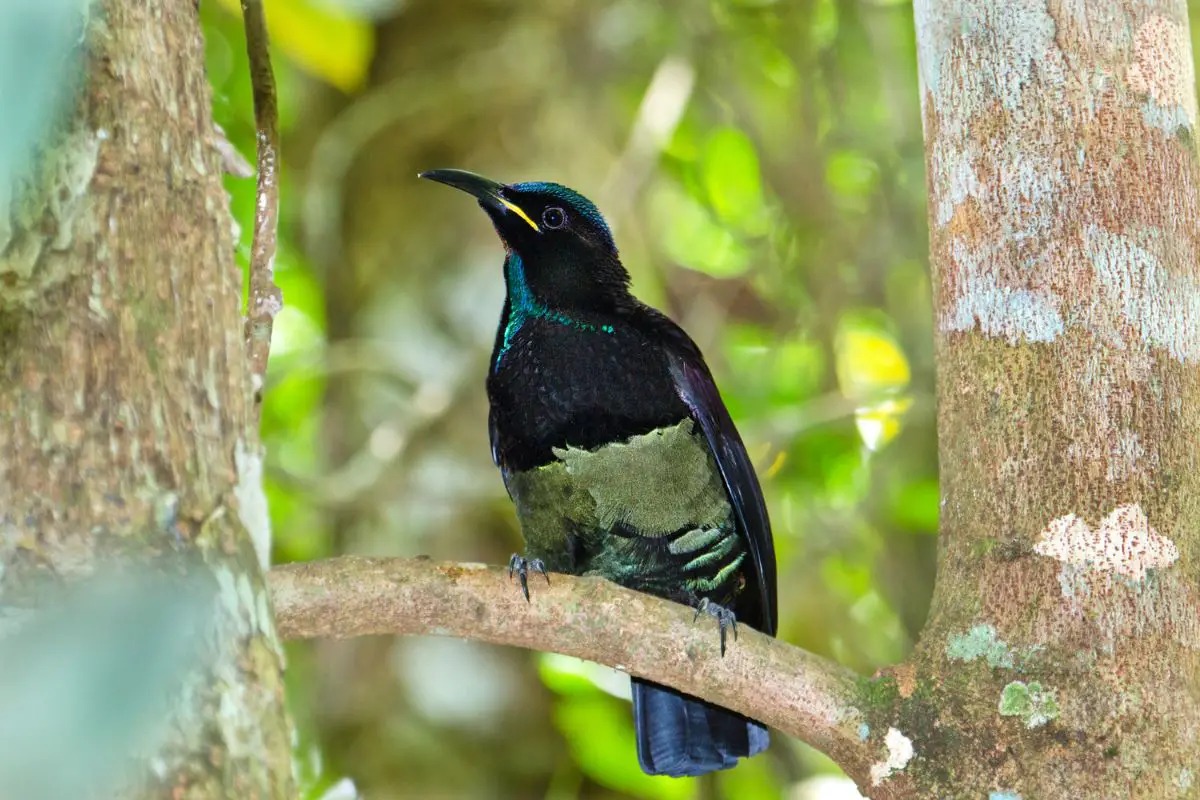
left=239, top=0, right=282, bottom=400
left=268, top=556, right=878, bottom=787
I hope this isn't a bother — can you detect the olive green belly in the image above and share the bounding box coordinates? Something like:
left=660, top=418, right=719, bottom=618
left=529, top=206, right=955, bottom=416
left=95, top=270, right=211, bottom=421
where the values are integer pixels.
left=504, top=419, right=743, bottom=599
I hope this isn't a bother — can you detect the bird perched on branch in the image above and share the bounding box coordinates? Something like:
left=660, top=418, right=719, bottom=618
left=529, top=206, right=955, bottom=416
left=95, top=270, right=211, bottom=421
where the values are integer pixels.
left=420, top=169, right=777, bottom=778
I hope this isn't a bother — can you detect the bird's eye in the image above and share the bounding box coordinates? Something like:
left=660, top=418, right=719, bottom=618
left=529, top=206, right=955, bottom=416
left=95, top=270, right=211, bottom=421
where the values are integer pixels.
left=541, top=207, right=566, bottom=229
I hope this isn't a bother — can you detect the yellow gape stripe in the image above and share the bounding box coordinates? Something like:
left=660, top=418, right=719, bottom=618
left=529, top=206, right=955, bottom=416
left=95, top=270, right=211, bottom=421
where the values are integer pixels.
left=500, top=197, right=540, bottom=232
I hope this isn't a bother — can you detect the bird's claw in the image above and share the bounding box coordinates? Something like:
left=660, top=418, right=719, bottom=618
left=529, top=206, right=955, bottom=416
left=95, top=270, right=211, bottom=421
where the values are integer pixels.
left=508, top=554, right=549, bottom=602
left=691, top=596, right=738, bottom=656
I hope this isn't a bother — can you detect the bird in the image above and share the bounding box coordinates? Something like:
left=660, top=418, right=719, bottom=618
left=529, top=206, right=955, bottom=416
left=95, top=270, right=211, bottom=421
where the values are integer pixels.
left=419, top=168, right=778, bottom=778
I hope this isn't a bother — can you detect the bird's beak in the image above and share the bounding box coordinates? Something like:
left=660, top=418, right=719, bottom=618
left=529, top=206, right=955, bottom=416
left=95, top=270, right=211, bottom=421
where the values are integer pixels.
left=418, top=168, right=540, bottom=232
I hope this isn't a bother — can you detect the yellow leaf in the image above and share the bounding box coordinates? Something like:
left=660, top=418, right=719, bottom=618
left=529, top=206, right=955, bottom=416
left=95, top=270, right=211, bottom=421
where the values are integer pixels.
left=855, top=396, right=914, bottom=452
left=764, top=450, right=788, bottom=479
left=834, top=317, right=910, bottom=401
left=835, top=314, right=912, bottom=451
left=218, top=0, right=374, bottom=92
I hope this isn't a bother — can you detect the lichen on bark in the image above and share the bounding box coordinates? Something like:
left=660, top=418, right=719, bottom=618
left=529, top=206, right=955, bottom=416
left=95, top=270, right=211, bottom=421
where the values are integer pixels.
left=899, top=0, right=1200, bottom=796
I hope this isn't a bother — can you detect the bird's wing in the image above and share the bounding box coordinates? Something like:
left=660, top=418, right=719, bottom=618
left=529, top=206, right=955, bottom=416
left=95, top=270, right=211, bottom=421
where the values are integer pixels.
left=487, top=405, right=520, bottom=503
left=488, top=297, right=514, bottom=478
left=642, top=310, right=778, bottom=636
left=488, top=405, right=502, bottom=468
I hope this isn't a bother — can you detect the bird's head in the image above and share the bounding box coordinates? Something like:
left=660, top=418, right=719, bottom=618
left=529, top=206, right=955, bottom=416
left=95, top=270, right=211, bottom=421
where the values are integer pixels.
left=420, top=168, right=630, bottom=312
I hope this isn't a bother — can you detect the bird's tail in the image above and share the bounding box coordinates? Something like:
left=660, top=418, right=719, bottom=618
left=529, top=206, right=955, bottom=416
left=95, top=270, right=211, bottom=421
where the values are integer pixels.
left=631, top=677, right=769, bottom=777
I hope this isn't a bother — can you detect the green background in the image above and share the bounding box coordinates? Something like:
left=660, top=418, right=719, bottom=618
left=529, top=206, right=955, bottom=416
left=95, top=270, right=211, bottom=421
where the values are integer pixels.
left=192, top=2, right=1200, bottom=797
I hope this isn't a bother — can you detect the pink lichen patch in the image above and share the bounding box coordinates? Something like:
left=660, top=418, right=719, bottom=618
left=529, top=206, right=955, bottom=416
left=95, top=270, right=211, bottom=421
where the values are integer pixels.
left=1033, top=503, right=1179, bottom=581
left=1127, top=15, right=1198, bottom=127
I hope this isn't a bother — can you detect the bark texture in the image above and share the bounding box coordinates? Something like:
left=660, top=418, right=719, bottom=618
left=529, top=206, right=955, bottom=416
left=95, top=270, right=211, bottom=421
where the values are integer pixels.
left=270, top=556, right=878, bottom=788
left=0, top=1, right=293, bottom=797
left=879, top=0, right=1200, bottom=796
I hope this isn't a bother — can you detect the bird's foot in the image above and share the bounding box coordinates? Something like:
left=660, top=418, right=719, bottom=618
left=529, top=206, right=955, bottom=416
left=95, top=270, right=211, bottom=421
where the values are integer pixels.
left=690, top=595, right=738, bottom=657
left=508, top=553, right=549, bottom=602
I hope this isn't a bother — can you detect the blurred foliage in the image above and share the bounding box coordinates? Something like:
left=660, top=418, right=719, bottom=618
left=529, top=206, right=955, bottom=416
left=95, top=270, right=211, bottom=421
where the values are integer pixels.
left=214, top=0, right=375, bottom=92
left=0, top=566, right=217, bottom=798
left=197, top=1, right=1200, bottom=798
left=200, top=1, right=932, bottom=797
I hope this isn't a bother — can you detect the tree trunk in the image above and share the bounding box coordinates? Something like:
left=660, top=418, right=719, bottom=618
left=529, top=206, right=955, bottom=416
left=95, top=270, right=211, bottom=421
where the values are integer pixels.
left=0, top=1, right=294, bottom=797
left=867, top=0, right=1200, bottom=795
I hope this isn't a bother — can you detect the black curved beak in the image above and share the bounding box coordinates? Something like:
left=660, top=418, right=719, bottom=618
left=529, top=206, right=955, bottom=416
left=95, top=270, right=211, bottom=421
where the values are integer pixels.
left=418, top=168, right=540, bottom=232
left=419, top=168, right=505, bottom=208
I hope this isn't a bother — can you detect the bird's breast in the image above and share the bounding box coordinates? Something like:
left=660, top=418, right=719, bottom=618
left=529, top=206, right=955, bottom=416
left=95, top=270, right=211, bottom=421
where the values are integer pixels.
left=487, top=317, right=690, bottom=472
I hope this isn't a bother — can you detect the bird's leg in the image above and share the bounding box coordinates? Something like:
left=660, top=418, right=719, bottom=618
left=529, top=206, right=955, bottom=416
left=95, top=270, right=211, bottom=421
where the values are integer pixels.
left=508, top=553, right=549, bottom=602
left=689, top=594, right=738, bottom=656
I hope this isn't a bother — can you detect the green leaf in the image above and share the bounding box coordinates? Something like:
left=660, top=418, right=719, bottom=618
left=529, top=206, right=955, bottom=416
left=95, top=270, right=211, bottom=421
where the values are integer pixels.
left=553, top=695, right=695, bottom=800
left=652, top=182, right=752, bottom=278
left=891, top=478, right=940, bottom=534
left=538, top=653, right=631, bottom=700
left=716, top=748, right=782, bottom=798
left=215, top=0, right=374, bottom=92
left=702, top=127, right=769, bottom=236
left=824, top=150, right=880, bottom=213
left=810, top=0, right=840, bottom=50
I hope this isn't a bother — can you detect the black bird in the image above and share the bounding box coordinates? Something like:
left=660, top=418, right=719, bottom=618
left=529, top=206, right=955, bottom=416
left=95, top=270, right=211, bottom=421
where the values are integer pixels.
left=420, top=168, right=777, bottom=778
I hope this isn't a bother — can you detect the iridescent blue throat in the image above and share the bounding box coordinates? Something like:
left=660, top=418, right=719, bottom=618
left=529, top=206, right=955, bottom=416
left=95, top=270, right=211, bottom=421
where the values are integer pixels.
left=494, top=253, right=614, bottom=368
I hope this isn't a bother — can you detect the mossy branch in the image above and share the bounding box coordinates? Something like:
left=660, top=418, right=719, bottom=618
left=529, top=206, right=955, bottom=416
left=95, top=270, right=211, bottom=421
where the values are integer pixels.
left=268, top=556, right=881, bottom=790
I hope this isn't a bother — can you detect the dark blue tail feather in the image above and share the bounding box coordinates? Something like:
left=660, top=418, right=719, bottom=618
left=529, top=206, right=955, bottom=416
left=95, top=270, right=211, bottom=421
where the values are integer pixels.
left=631, top=677, right=769, bottom=777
